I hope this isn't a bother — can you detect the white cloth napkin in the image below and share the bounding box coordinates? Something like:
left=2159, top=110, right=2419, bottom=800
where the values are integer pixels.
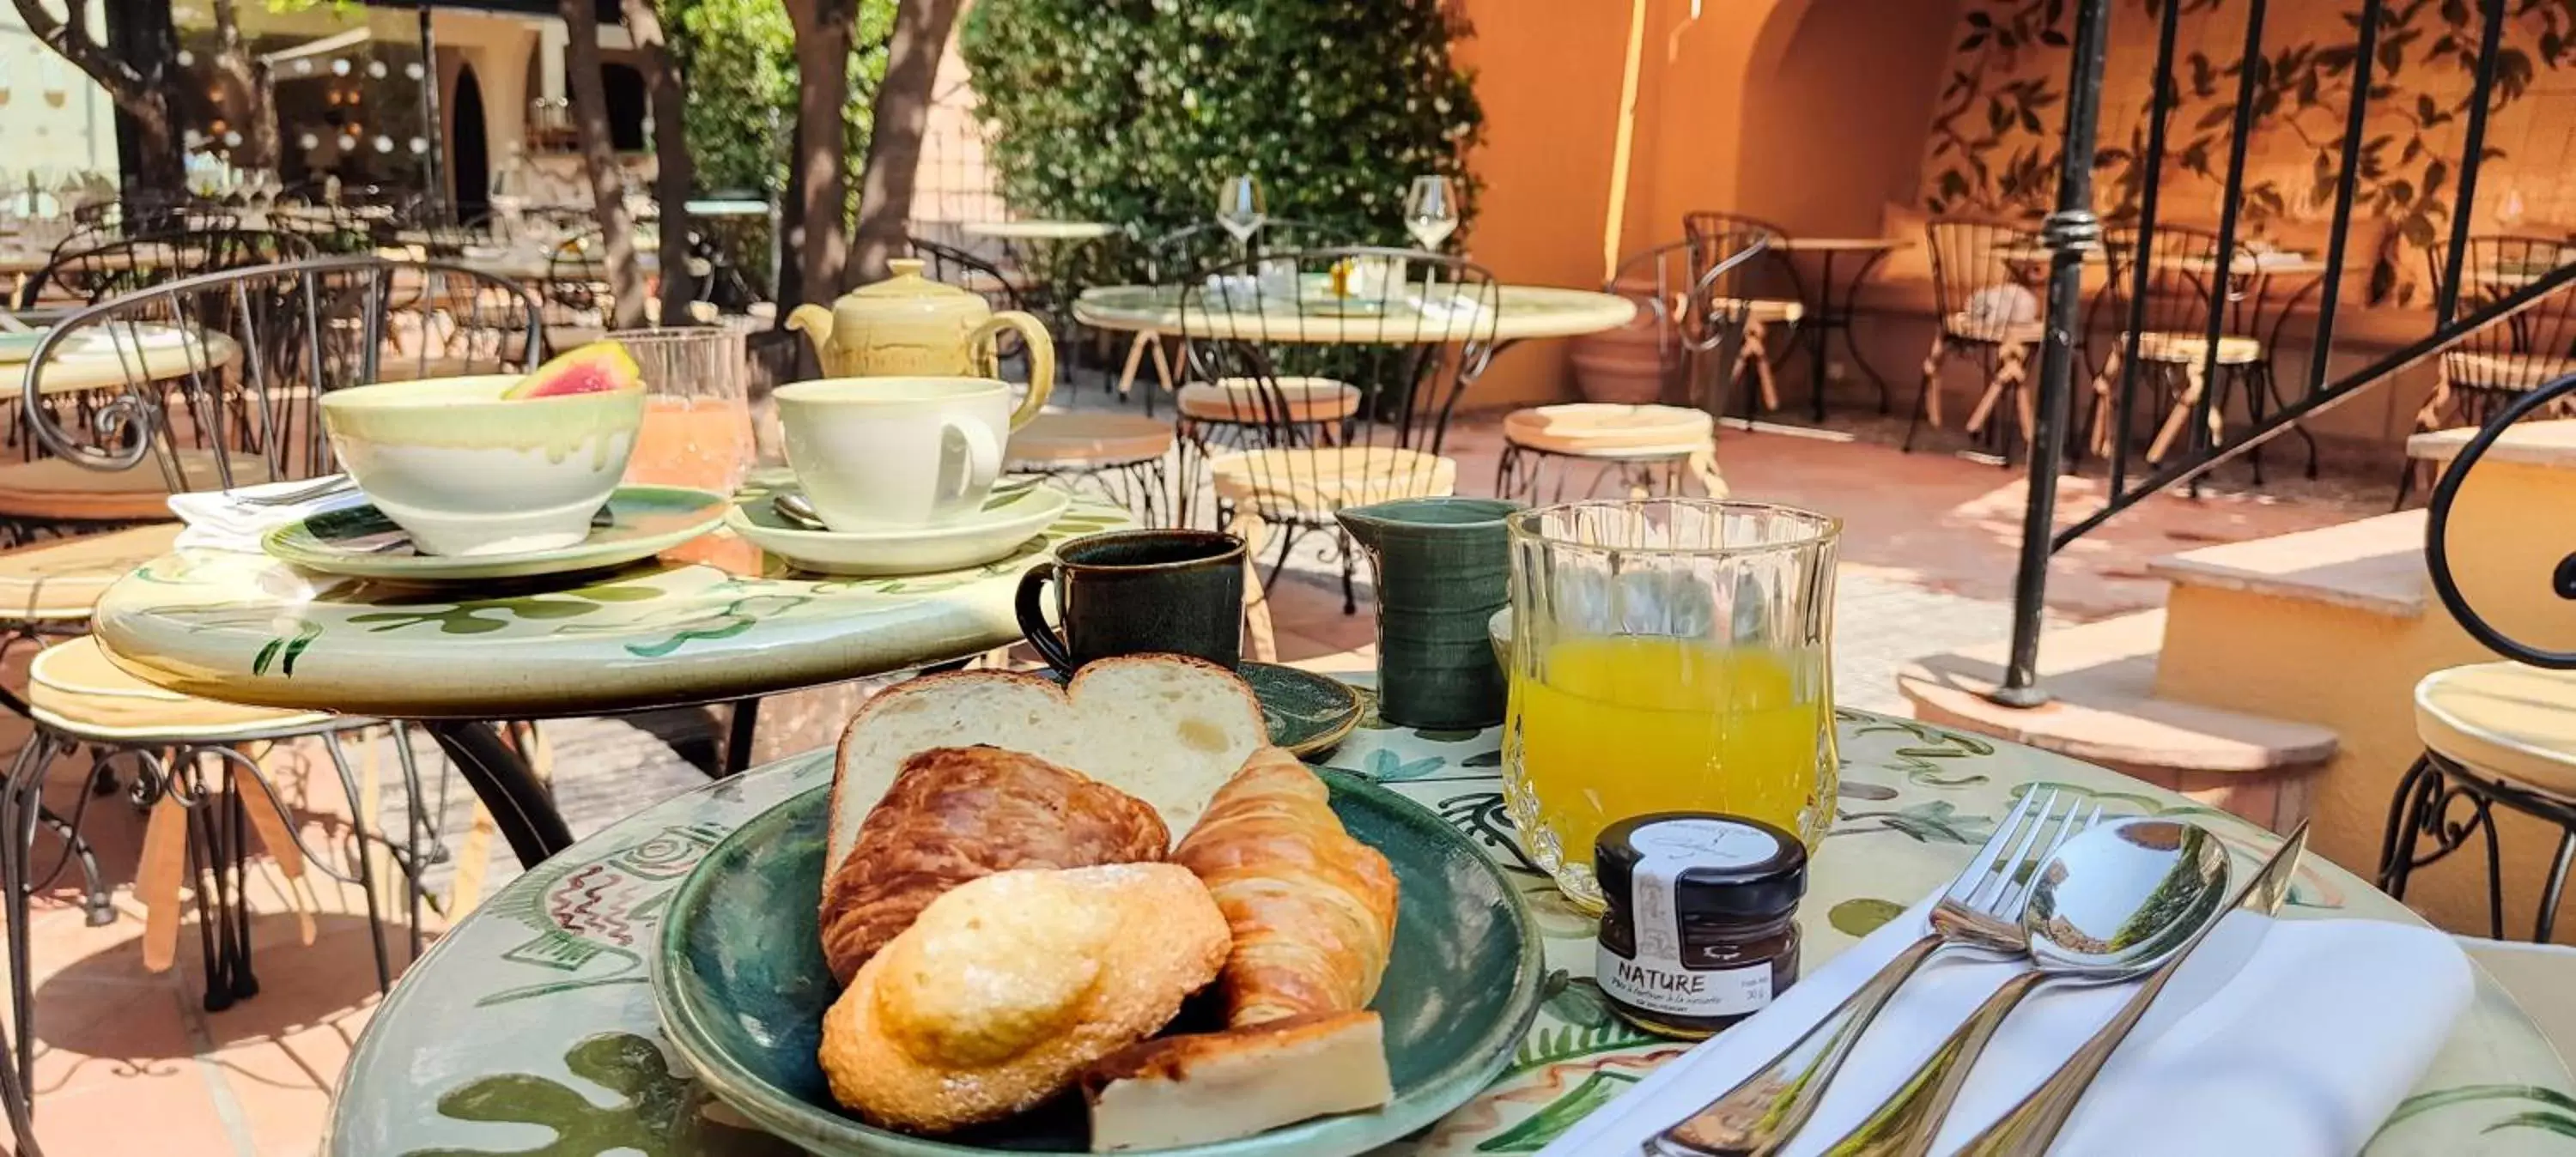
left=168, top=476, right=367, bottom=553
left=1540, top=896, right=2472, bottom=1157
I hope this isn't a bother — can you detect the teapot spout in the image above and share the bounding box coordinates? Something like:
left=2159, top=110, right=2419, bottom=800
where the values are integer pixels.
left=785, top=303, right=834, bottom=351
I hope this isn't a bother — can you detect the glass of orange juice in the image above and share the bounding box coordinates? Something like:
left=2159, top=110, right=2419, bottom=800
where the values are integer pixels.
left=1502, top=500, right=1840, bottom=910
left=617, top=327, right=756, bottom=494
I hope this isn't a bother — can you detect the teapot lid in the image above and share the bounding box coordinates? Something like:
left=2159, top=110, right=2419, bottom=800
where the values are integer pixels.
left=850, top=257, right=980, bottom=305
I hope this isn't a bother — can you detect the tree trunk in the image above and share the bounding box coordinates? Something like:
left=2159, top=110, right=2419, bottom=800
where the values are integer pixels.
left=562, top=0, right=649, bottom=328
left=847, top=0, right=965, bottom=287
left=785, top=0, right=851, bottom=306
left=15, top=0, right=182, bottom=191
left=207, top=0, right=279, bottom=173
left=623, top=0, right=697, bottom=326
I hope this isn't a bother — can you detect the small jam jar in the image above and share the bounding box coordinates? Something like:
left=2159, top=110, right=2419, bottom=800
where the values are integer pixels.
left=1594, top=812, right=1807, bottom=1039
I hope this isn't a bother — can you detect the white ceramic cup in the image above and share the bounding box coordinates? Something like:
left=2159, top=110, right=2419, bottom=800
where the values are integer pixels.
left=773, top=377, right=1012, bottom=530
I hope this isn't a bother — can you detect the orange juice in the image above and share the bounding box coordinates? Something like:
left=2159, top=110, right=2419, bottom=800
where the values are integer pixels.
left=1503, top=636, right=1835, bottom=910
left=628, top=395, right=754, bottom=493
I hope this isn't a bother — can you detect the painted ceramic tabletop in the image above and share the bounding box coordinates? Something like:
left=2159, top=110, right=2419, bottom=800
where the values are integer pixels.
left=326, top=700, right=2573, bottom=1156
left=89, top=500, right=1132, bottom=718
left=1072, top=283, right=1637, bottom=342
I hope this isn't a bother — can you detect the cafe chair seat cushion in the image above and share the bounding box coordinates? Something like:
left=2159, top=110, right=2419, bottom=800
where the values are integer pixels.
left=28, top=636, right=337, bottom=742
left=1007, top=411, right=1175, bottom=470
left=0, top=453, right=278, bottom=523
left=1504, top=403, right=1713, bottom=459
left=1208, top=446, right=1456, bottom=522
left=2415, top=661, right=2576, bottom=799
left=2133, top=331, right=2263, bottom=366
left=1177, top=377, right=1360, bottom=425
left=1712, top=296, right=1804, bottom=324
left=2442, top=351, right=2576, bottom=393
left=0, top=523, right=182, bottom=623
left=1941, top=312, right=2048, bottom=345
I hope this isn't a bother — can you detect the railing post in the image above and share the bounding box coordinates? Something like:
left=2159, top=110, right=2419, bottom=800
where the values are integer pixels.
left=1990, top=0, right=2112, bottom=709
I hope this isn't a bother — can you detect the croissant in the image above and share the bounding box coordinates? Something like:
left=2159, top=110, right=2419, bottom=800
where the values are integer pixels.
left=819, top=745, right=1170, bottom=984
left=1170, top=748, right=1400, bottom=1025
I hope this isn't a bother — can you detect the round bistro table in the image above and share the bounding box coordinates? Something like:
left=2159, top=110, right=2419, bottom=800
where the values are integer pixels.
left=1073, top=282, right=1636, bottom=344
left=324, top=694, right=2572, bottom=1156
left=89, top=499, right=1134, bottom=868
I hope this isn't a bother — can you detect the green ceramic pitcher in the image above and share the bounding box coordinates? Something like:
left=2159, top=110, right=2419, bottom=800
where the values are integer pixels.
left=1338, top=496, right=1522, bottom=730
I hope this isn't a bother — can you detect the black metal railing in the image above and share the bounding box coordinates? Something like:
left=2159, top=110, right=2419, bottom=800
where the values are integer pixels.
left=1998, top=0, right=2571, bottom=702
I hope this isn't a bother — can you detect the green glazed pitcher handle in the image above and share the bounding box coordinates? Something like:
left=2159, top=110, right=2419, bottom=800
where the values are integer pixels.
left=1013, top=562, right=1077, bottom=675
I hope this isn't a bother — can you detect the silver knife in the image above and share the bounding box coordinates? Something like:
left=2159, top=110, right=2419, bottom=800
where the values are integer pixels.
left=1956, top=821, right=2311, bottom=1157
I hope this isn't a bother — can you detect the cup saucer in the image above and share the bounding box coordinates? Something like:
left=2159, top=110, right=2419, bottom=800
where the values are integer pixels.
left=260, top=483, right=729, bottom=581
left=725, top=483, right=1072, bottom=576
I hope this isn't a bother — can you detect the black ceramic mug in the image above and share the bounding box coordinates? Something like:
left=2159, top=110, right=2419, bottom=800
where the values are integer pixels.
left=1014, top=530, right=1247, bottom=674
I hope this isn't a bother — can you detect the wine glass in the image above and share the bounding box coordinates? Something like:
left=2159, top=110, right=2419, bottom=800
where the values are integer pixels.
left=1215, top=175, right=1266, bottom=250
left=1405, top=175, right=1460, bottom=251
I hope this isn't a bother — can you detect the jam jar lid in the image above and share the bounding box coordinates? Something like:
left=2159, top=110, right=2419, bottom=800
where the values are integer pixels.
left=1595, top=812, right=1807, bottom=922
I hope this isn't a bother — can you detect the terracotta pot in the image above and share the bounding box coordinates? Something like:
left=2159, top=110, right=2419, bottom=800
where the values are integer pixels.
left=1569, top=310, right=1680, bottom=405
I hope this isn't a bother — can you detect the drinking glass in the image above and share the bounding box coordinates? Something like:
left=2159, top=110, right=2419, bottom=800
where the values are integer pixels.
left=1503, top=500, right=1841, bottom=909
left=1405, top=175, right=1460, bottom=251
left=1215, top=175, right=1266, bottom=249
left=617, top=327, right=756, bottom=494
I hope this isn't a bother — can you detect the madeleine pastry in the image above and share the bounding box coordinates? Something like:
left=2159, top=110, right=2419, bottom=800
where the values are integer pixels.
left=817, top=863, right=1230, bottom=1134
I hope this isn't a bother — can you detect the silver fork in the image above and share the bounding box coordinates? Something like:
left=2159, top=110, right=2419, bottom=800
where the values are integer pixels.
left=1645, top=788, right=2104, bottom=1156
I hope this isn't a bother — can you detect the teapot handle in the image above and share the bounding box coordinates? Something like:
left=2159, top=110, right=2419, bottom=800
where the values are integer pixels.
left=971, top=311, right=1055, bottom=429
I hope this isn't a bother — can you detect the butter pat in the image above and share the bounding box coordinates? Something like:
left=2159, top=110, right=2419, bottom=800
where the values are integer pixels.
left=1082, top=1012, right=1394, bottom=1152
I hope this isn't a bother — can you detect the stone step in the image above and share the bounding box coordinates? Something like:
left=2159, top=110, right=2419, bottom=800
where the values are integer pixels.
left=2148, top=510, right=2427, bottom=620
left=1896, top=610, right=2338, bottom=833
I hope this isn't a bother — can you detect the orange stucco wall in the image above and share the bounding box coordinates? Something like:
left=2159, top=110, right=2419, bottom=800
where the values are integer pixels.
left=1451, top=0, right=1958, bottom=409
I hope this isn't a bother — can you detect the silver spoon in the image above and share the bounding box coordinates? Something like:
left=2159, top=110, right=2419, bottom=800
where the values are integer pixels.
left=771, top=479, right=1042, bottom=531
left=1818, top=817, right=2233, bottom=1157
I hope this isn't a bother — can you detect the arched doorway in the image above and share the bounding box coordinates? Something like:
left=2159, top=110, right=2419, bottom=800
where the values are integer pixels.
left=452, top=65, right=491, bottom=222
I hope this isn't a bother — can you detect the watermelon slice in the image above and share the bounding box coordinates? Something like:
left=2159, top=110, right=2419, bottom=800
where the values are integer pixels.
left=501, top=342, right=645, bottom=399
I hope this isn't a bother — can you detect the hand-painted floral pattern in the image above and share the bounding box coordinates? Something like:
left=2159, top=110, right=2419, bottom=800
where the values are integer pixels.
left=330, top=701, right=2572, bottom=1155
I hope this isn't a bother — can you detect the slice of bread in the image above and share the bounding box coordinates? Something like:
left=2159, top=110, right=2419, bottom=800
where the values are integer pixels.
left=829, top=655, right=1269, bottom=869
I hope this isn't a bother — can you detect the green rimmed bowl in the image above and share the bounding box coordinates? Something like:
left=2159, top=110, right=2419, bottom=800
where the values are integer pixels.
left=653, top=770, right=1542, bottom=1157
left=261, top=483, right=727, bottom=580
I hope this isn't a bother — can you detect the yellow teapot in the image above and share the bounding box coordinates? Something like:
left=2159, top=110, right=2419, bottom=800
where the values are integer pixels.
left=786, top=257, right=1056, bottom=415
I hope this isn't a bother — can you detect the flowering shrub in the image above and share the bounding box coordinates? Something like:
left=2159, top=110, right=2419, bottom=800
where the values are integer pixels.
left=959, top=0, right=1484, bottom=271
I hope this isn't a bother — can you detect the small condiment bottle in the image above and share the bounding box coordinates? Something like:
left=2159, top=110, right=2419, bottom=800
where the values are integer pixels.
left=1594, top=812, right=1807, bottom=1039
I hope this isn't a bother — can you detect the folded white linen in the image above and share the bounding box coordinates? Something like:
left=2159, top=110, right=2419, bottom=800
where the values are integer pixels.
left=169, top=475, right=366, bottom=553
left=1539, top=895, right=2471, bottom=1157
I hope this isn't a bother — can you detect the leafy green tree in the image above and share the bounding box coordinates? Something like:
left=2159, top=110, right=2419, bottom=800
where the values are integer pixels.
left=960, top=0, right=1483, bottom=270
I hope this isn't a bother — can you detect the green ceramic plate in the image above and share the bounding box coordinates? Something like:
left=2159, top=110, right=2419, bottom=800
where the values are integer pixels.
left=653, top=772, right=1542, bottom=1157
left=261, top=483, right=728, bottom=581
left=1243, top=662, right=1364, bottom=759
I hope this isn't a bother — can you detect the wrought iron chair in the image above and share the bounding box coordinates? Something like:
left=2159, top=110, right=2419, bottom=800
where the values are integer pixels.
left=2378, top=372, right=2576, bottom=942
left=0, top=258, right=544, bottom=1148
left=1908, top=217, right=2046, bottom=461
left=2086, top=225, right=2310, bottom=478
left=2405, top=237, right=2576, bottom=503
left=1116, top=221, right=1342, bottom=415
left=541, top=227, right=615, bottom=348
left=1496, top=238, right=1756, bottom=504
left=909, top=235, right=1176, bottom=524
left=16, top=229, right=315, bottom=310
left=1176, top=247, right=1500, bottom=656
left=1681, top=211, right=1803, bottom=416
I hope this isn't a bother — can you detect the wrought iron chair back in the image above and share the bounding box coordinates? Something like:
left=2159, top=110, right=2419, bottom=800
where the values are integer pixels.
left=2424, top=237, right=2576, bottom=411
left=1925, top=217, right=2045, bottom=340
left=2425, top=372, right=2576, bottom=669
left=20, top=229, right=317, bottom=310
left=1176, top=245, right=1499, bottom=507
left=1605, top=238, right=1763, bottom=410
left=20, top=256, right=544, bottom=497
